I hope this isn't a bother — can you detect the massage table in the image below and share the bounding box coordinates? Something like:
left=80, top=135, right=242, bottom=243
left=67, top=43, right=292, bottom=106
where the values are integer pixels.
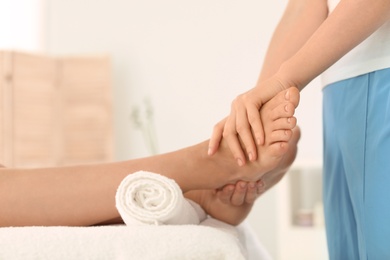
left=0, top=171, right=272, bottom=259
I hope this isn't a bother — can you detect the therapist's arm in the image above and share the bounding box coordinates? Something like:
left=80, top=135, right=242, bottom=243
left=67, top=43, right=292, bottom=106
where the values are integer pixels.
left=209, top=0, right=328, bottom=160
left=277, top=0, right=390, bottom=89
left=210, top=0, right=390, bottom=165
left=258, top=0, right=329, bottom=83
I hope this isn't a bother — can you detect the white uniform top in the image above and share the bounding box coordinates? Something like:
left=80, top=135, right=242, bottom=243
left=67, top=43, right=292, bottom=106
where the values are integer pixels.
left=321, top=0, right=390, bottom=87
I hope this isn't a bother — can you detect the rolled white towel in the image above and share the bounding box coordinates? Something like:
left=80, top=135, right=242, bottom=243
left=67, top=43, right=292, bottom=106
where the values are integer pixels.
left=115, top=171, right=207, bottom=226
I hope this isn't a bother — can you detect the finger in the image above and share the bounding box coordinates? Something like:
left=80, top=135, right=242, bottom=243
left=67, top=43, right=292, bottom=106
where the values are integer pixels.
left=216, top=184, right=235, bottom=204
left=235, top=105, right=259, bottom=162
left=230, top=181, right=248, bottom=206
left=256, top=180, right=265, bottom=194
left=225, top=135, right=246, bottom=166
left=232, top=103, right=254, bottom=163
left=244, top=182, right=258, bottom=204
left=246, top=104, right=264, bottom=147
left=224, top=116, right=246, bottom=166
left=208, top=119, right=226, bottom=156
left=235, top=122, right=257, bottom=162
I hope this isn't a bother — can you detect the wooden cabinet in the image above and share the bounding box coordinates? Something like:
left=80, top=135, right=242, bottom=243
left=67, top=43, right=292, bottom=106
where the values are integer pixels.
left=0, top=51, right=113, bottom=167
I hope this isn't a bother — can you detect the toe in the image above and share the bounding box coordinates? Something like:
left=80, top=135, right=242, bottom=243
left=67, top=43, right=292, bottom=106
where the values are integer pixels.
left=269, top=102, right=295, bottom=121
left=267, top=141, right=290, bottom=157
left=272, top=117, right=297, bottom=131
left=269, top=129, right=293, bottom=144
left=287, top=87, right=300, bottom=108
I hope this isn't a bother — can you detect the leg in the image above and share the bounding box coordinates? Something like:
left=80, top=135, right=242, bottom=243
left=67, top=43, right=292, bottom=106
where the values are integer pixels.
left=0, top=89, right=299, bottom=227
left=0, top=150, right=244, bottom=226
left=361, top=69, right=390, bottom=259
left=325, top=70, right=390, bottom=259
left=323, top=77, right=366, bottom=259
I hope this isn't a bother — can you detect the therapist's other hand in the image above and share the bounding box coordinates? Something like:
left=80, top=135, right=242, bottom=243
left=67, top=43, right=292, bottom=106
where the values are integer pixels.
left=185, top=180, right=264, bottom=226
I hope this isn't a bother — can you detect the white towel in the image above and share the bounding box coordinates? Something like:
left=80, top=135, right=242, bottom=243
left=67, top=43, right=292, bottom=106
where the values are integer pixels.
left=0, top=222, right=250, bottom=260
left=115, top=171, right=206, bottom=225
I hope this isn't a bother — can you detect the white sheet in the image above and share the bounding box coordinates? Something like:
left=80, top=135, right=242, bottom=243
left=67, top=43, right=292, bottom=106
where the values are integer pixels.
left=0, top=219, right=271, bottom=260
left=0, top=170, right=272, bottom=259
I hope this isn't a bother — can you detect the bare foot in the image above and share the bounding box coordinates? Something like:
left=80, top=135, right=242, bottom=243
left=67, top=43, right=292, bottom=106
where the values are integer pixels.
left=252, top=86, right=300, bottom=174
left=185, top=88, right=300, bottom=225
left=224, top=87, right=300, bottom=182
left=131, top=88, right=299, bottom=192
left=186, top=127, right=301, bottom=225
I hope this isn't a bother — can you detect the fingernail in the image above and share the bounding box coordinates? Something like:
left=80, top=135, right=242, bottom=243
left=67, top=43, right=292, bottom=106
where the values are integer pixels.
left=249, top=182, right=256, bottom=188
left=240, top=182, right=247, bottom=188
left=287, top=117, right=291, bottom=123
left=257, top=181, right=264, bottom=188
left=285, top=90, right=290, bottom=100
left=284, top=105, right=288, bottom=112
left=248, top=152, right=253, bottom=161
left=237, top=158, right=244, bottom=166
left=207, top=147, right=212, bottom=156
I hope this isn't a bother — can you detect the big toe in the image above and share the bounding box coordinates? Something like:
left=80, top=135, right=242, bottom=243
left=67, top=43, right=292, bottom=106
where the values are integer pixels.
left=287, top=87, right=300, bottom=108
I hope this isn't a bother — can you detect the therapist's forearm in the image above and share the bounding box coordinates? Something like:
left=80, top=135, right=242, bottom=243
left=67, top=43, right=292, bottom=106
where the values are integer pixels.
left=258, top=0, right=328, bottom=83
left=277, top=0, right=390, bottom=90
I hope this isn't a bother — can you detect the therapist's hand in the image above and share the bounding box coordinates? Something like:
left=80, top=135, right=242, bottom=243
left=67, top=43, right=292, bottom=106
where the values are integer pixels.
left=184, top=180, right=264, bottom=226
left=216, top=180, right=264, bottom=207
left=208, top=77, right=289, bottom=166
left=189, top=125, right=300, bottom=226
left=207, top=168, right=286, bottom=225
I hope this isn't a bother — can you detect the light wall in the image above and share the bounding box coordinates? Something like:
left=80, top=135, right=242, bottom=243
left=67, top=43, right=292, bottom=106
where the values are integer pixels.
left=0, top=0, right=46, bottom=51
left=45, top=0, right=323, bottom=258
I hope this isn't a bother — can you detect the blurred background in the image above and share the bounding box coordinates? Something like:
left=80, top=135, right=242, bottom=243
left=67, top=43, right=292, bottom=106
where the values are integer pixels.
left=0, top=0, right=326, bottom=259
